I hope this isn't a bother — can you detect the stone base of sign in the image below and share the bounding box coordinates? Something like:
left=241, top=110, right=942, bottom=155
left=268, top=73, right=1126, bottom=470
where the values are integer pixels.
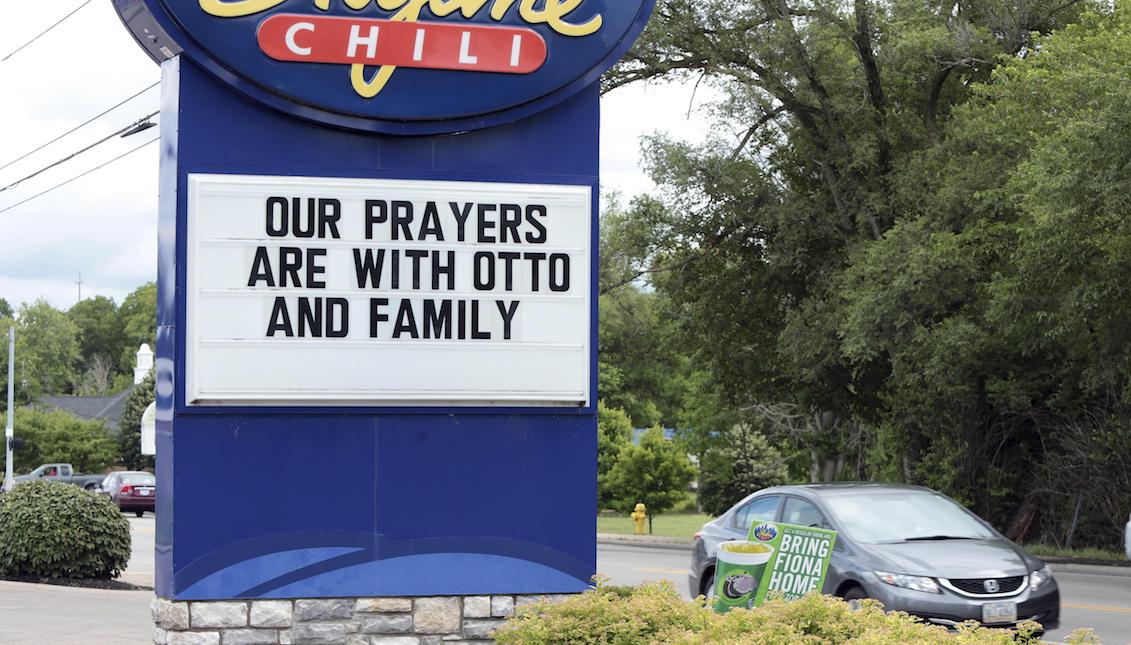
left=152, top=594, right=574, bottom=645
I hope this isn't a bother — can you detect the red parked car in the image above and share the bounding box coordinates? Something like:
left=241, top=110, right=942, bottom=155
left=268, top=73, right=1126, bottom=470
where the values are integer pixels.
left=99, top=471, right=156, bottom=517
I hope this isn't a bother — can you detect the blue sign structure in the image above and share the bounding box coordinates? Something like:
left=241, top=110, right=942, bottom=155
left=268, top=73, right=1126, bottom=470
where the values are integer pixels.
left=114, top=0, right=653, bottom=602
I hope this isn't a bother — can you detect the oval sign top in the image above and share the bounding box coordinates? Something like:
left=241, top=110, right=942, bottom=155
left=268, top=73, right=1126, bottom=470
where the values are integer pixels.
left=122, top=0, right=654, bottom=134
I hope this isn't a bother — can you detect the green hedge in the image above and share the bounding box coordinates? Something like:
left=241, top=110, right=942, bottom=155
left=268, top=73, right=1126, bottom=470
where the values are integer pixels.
left=0, top=481, right=131, bottom=579
left=496, top=581, right=1100, bottom=644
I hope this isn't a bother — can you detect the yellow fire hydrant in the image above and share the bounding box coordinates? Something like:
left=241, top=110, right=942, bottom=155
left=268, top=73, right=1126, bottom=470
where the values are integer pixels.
left=630, top=502, right=647, bottom=535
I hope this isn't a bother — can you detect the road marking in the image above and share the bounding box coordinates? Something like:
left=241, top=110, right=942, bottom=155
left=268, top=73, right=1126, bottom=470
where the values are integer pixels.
left=1062, top=601, right=1131, bottom=615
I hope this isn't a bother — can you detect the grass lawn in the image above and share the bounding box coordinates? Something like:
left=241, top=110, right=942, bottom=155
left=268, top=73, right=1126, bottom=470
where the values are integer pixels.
left=1024, top=543, right=1127, bottom=562
left=597, top=513, right=713, bottom=539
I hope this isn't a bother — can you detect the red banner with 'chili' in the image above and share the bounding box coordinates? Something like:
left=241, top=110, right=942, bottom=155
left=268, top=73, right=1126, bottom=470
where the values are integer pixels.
left=258, top=14, right=547, bottom=74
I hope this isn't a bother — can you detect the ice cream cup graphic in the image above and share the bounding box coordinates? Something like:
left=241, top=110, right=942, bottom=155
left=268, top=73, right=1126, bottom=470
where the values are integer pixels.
left=713, top=540, right=775, bottom=612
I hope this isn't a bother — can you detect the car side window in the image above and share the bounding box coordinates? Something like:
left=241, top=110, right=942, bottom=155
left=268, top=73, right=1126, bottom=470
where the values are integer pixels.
left=732, top=495, right=780, bottom=532
left=781, top=497, right=832, bottom=530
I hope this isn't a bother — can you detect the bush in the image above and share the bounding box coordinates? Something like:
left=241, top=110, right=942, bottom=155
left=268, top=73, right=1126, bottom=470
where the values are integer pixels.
left=0, top=481, right=130, bottom=579
left=496, top=581, right=1100, bottom=645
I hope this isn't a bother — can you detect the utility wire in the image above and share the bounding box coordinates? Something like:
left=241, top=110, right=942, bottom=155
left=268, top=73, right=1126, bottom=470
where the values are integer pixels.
left=0, top=81, right=158, bottom=174
left=0, top=137, right=158, bottom=216
left=0, top=112, right=158, bottom=193
left=1, top=0, right=94, bottom=62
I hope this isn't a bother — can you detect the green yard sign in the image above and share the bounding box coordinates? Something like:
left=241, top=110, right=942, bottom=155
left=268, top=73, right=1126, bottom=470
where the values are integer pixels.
left=713, top=521, right=837, bottom=612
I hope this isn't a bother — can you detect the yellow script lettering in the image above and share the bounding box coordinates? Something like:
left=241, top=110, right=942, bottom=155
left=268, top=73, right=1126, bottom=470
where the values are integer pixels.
left=199, top=0, right=604, bottom=99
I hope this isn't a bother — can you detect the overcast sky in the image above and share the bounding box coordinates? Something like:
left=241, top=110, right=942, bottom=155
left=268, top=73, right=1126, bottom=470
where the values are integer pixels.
left=0, top=2, right=711, bottom=310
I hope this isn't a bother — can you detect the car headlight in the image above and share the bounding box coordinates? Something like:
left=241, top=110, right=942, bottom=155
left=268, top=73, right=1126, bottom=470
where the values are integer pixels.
left=874, top=571, right=941, bottom=594
left=1029, top=565, right=1053, bottom=591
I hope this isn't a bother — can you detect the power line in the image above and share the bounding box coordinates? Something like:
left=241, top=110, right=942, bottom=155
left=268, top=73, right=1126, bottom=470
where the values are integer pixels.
left=0, top=137, right=158, bottom=216
left=0, top=112, right=158, bottom=193
left=1, top=0, right=94, bottom=62
left=0, top=81, right=159, bottom=174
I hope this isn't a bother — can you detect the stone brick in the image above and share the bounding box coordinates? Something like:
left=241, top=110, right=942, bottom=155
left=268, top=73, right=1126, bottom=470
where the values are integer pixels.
left=369, top=637, right=420, bottom=645
left=169, top=632, right=221, bottom=645
left=295, top=598, right=354, bottom=621
left=292, top=623, right=347, bottom=644
left=356, top=598, right=412, bottom=613
left=346, top=636, right=368, bottom=645
left=489, top=597, right=513, bottom=618
left=251, top=601, right=294, bottom=628
left=361, top=614, right=413, bottom=634
left=514, top=595, right=544, bottom=609
left=460, top=597, right=490, bottom=619
left=152, top=598, right=162, bottom=624
left=154, top=627, right=168, bottom=645
left=222, top=628, right=279, bottom=644
left=278, top=631, right=292, bottom=645
left=413, top=598, right=460, bottom=634
left=461, top=619, right=504, bottom=640
left=161, top=601, right=192, bottom=630
left=418, top=637, right=444, bottom=645
left=191, top=602, right=249, bottom=628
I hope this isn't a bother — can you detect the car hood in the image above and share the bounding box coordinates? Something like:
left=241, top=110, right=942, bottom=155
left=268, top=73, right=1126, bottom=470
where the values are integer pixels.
left=866, top=538, right=1033, bottom=578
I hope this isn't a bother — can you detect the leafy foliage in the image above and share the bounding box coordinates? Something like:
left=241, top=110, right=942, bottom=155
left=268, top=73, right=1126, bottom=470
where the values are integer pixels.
left=0, top=408, right=115, bottom=474
left=495, top=582, right=1080, bottom=645
left=598, top=0, right=1131, bottom=548
left=117, top=283, right=156, bottom=373
left=597, top=401, right=633, bottom=509
left=0, top=480, right=131, bottom=579
left=697, top=424, right=788, bottom=516
left=0, top=300, right=81, bottom=406
left=68, top=296, right=126, bottom=378
left=606, top=428, right=695, bottom=523
left=118, top=370, right=155, bottom=471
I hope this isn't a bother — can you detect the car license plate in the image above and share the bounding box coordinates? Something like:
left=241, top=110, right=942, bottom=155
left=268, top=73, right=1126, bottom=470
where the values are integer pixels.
left=982, top=601, right=1017, bottom=624
left=139, top=489, right=152, bottom=496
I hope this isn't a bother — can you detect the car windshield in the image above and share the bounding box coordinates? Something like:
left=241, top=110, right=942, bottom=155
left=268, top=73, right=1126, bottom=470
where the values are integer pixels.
left=120, top=474, right=155, bottom=485
left=822, top=490, right=996, bottom=544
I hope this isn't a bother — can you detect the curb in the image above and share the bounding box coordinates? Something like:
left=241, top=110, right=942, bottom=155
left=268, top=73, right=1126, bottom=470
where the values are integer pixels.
left=597, top=533, right=694, bottom=551
left=1045, top=561, right=1131, bottom=578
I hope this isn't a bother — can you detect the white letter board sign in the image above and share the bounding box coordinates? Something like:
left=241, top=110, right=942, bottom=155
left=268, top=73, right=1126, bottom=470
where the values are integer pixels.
left=186, top=174, right=591, bottom=406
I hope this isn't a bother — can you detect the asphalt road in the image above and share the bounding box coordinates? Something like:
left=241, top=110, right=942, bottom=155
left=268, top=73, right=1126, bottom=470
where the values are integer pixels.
left=2, top=520, right=1129, bottom=643
left=596, top=542, right=1131, bottom=643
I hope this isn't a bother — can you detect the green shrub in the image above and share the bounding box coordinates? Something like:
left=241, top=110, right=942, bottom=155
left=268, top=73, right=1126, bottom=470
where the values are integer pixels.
left=496, top=581, right=1101, bottom=645
left=0, top=480, right=130, bottom=579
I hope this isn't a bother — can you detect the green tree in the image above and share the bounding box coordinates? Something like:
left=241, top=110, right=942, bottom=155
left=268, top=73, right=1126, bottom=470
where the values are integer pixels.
left=0, top=300, right=81, bottom=405
left=606, top=427, right=695, bottom=532
left=597, top=0, right=1107, bottom=538
left=117, top=370, right=155, bottom=471
left=597, top=196, right=695, bottom=428
left=118, top=283, right=156, bottom=371
left=0, top=408, right=115, bottom=474
left=597, top=401, right=633, bottom=509
left=697, top=423, right=789, bottom=516
left=0, top=298, right=12, bottom=319
left=68, top=296, right=125, bottom=374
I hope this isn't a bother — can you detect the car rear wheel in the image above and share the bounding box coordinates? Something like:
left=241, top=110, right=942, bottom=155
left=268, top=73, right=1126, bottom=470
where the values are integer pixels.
left=135, top=510, right=145, bottom=517
left=702, top=570, right=716, bottom=600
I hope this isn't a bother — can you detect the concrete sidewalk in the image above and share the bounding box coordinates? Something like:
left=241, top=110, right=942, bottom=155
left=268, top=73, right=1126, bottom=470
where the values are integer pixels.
left=0, top=580, right=152, bottom=645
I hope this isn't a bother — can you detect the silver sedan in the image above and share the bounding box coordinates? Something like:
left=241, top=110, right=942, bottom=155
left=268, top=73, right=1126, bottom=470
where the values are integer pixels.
left=689, top=483, right=1060, bottom=630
